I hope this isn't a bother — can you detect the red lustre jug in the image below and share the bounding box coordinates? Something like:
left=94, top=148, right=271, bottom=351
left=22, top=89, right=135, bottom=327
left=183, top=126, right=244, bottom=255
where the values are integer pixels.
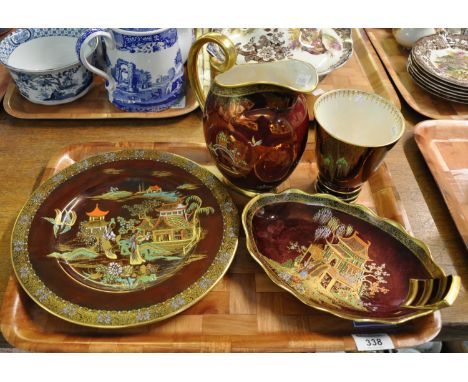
left=187, top=33, right=318, bottom=194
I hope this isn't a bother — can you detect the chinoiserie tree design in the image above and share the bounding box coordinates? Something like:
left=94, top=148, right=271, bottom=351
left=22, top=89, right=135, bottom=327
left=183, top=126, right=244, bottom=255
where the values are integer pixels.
left=184, top=195, right=214, bottom=226
left=123, top=199, right=163, bottom=219
left=312, top=208, right=353, bottom=243
left=321, top=154, right=350, bottom=179
left=116, top=216, right=140, bottom=235
left=76, top=221, right=98, bottom=248
left=360, top=262, right=390, bottom=297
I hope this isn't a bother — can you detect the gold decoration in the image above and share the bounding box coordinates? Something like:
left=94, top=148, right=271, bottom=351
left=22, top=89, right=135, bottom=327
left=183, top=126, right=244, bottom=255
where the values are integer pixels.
left=11, top=150, right=239, bottom=328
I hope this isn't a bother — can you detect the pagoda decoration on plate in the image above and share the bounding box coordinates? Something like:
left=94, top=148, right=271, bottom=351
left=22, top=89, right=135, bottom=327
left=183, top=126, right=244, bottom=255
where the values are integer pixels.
left=43, top=182, right=214, bottom=292
left=83, top=203, right=117, bottom=260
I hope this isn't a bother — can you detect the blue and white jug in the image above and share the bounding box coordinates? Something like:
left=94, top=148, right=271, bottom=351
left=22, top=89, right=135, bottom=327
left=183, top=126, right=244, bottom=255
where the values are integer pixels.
left=76, top=28, right=193, bottom=112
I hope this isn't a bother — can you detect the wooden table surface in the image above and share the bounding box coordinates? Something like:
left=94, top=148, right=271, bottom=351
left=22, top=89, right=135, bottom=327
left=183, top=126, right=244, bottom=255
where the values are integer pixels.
left=0, top=79, right=467, bottom=348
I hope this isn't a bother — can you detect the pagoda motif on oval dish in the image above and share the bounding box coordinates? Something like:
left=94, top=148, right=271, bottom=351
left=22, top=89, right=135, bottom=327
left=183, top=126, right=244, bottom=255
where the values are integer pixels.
left=255, top=207, right=390, bottom=312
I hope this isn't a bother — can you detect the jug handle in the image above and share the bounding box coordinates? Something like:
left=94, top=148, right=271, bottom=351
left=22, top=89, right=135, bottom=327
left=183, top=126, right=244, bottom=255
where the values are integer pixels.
left=187, top=32, right=237, bottom=111
left=76, top=28, right=116, bottom=91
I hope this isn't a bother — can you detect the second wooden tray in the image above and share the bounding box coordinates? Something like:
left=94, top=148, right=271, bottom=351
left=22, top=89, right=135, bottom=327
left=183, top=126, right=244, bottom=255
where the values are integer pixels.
left=366, top=28, right=468, bottom=120
left=414, top=120, right=468, bottom=249
left=0, top=141, right=441, bottom=352
left=3, top=76, right=199, bottom=119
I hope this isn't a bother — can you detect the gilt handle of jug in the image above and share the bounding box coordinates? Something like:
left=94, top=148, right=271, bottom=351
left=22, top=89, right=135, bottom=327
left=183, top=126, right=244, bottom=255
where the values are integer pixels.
left=187, top=32, right=237, bottom=111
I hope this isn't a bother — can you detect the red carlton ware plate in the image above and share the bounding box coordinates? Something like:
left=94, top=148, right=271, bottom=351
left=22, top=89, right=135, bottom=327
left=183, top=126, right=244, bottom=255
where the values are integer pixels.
left=242, top=189, right=460, bottom=324
left=11, top=150, right=239, bottom=328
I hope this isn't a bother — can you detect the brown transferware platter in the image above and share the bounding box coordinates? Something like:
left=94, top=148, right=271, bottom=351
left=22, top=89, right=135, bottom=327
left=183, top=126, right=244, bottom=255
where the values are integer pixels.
left=11, top=149, right=239, bottom=328
left=242, top=189, right=460, bottom=324
left=208, top=28, right=353, bottom=79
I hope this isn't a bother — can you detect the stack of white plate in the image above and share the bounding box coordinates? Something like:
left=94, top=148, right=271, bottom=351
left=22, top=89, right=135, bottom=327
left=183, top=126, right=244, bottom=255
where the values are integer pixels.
left=408, top=33, right=468, bottom=104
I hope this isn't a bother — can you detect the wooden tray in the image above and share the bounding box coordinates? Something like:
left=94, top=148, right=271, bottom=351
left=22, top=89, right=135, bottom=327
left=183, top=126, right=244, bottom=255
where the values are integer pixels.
left=0, top=141, right=441, bottom=352
left=2, top=28, right=207, bottom=120
left=366, top=28, right=468, bottom=120
left=3, top=75, right=199, bottom=119
left=414, top=120, right=468, bottom=249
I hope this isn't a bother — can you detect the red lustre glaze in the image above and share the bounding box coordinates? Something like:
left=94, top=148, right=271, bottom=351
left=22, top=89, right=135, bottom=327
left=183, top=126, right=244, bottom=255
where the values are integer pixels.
left=28, top=159, right=224, bottom=310
left=251, top=201, right=431, bottom=319
left=203, top=91, right=309, bottom=192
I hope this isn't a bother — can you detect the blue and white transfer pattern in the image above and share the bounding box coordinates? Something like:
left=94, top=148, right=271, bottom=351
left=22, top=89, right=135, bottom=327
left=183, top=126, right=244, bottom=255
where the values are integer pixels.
left=113, top=28, right=179, bottom=53
left=77, top=28, right=186, bottom=112
left=0, top=28, right=88, bottom=66
left=0, top=28, right=96, bottom=105
left=10, top=65, right=93, bottom=102
left=110, top=57, right=184, bottom=111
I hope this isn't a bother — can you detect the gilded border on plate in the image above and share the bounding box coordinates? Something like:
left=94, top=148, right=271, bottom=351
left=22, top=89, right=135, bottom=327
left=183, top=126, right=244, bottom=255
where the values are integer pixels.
left=11, top=149, right=239, bottom=328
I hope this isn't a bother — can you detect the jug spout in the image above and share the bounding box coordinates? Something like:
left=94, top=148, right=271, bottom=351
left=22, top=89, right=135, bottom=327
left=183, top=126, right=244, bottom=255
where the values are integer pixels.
left=214, top=59, right=318, bottom=94
left=187, top=32, right=318, bottom=110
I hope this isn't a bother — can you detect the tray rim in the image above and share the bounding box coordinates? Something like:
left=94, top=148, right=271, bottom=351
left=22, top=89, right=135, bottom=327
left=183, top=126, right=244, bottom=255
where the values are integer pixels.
left=2, top=78, right=200, bottom=120
left=0, top=141, right=442, bottom=352
left=365, top=28, right=468, bottom=120
left=414, top=119, right=468, bottom=249
left=242, top=188, right=458, bottom=325
left=10, top=148, right=239, bottom=328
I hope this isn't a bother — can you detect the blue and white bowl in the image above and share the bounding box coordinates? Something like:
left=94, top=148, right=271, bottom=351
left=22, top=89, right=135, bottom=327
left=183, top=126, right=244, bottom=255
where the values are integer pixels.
left=0, top=28, right=98, bottom=105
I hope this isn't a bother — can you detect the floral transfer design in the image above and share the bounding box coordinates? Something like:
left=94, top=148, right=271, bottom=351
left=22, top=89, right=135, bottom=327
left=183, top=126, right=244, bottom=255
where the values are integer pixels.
left=292, top=29, right=343, bottom=55
left=433, top=49, right=468, bottom=82
left=113, top=28, right=178, bottom=53
left=209, top=29, right=352, bottom=76
left=237, top=29, right=293, bottom=62
left=44, top=182, right=214, bottom=292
